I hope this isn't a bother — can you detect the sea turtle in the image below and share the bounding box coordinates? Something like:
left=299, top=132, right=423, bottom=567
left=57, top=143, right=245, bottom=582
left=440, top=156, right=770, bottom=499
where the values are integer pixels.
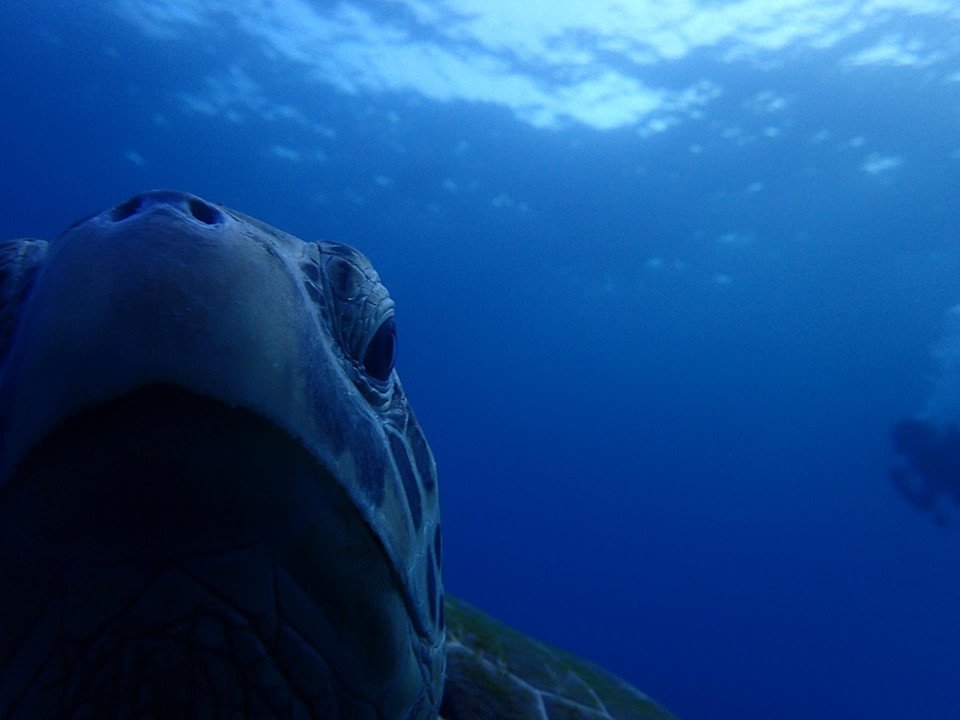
left=0, top=190, right=676, bottom=719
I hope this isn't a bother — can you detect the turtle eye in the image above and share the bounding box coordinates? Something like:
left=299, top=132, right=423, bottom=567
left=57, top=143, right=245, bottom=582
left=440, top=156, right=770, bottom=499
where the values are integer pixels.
left=363, top=316, right=396, bottom=382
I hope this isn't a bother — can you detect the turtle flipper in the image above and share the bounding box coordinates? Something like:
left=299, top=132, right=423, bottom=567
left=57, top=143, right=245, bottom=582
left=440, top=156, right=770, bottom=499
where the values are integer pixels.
left=441, top=596, right=678, bottom=720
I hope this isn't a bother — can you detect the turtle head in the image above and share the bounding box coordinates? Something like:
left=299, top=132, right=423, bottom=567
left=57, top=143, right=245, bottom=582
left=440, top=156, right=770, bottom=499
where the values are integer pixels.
left=0, top=190, right=444, bottom=718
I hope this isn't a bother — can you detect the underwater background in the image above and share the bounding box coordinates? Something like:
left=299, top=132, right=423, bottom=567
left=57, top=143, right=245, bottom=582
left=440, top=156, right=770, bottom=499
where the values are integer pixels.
left=3, top=1, right=959, bottom=718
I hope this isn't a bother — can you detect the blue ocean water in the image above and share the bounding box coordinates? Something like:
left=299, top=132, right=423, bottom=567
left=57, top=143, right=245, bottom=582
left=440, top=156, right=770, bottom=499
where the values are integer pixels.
left=3, top=2, right=960, bottom=718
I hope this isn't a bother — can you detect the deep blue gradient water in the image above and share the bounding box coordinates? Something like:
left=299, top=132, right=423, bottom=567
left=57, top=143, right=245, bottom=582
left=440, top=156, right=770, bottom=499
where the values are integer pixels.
left=3, top=2, right=960, bottom=719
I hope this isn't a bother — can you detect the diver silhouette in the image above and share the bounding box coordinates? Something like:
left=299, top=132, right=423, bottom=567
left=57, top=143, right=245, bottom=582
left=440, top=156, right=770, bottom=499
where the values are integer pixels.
left=890, top=418, right=960, bottom=526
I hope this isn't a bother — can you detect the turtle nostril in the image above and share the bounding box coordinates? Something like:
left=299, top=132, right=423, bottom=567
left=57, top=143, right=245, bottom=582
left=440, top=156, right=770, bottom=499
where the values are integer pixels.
left=188, top=198, right=222, bottom=225
left=111, top=195, right=144, bottom=222
left=107, top=192, right=223, bottom=226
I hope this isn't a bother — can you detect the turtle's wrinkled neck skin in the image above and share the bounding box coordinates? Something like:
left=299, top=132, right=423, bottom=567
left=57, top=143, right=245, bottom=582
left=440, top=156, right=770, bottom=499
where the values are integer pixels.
left=0, top=191, right=444, bottom=718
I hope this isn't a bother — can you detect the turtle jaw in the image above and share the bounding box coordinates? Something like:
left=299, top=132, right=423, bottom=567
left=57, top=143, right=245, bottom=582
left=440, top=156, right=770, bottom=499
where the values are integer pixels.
left=0, top=383, right=432, bottom=718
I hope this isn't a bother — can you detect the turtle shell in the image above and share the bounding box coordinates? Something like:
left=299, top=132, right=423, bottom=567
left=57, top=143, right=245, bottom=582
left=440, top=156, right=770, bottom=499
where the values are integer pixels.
left=441, top=597, right=678, bottom=720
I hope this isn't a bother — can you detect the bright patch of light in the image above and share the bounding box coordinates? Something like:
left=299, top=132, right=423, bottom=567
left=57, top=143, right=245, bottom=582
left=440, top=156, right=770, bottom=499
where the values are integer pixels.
left=124, top=150, right=146, bottom=167
left=844, top=35, right=945, bottom=67
left=861, top=152, right=904, bottom=173
left=116, top=0, right=960, bottom=132
left=746, top=91, right=788, bottom=114
left=639, top=116, right=680, bottom=137
left=269, top=145, right=303, bottom=162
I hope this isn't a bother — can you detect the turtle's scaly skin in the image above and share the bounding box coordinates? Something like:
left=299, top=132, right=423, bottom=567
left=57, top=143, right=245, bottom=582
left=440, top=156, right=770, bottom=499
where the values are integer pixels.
left=440, top=598, right=678, bottom=720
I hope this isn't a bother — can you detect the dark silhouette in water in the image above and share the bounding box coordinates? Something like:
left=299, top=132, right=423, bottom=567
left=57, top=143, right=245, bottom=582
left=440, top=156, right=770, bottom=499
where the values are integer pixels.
left=890, top=419, right=960, bottom=526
